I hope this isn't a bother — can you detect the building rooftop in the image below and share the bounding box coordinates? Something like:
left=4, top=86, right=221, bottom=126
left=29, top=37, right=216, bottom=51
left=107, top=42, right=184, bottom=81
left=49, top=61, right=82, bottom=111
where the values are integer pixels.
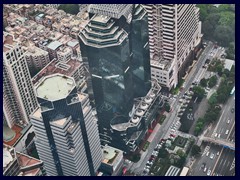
left=3, top=144, right=16, bottom=172
left=92, top=15, right=110, bottom=24
left=3, top=124, right=23, bottom=146
left=102, top=145, right=122, bottom=165
left=32, top=58, right=82, bottom=85
left=51, top=117, right=68, bottom=127
left=47, top=40, right=63, bottom=50
left=3, top=33, right=16, bottom=53
left=3, top=144, right=43, bottom=176
left=67, top=39, right=79, bottom=47
left=35, top=74, right=75, bottom=101
left=224, top=59, right=235, bottom=71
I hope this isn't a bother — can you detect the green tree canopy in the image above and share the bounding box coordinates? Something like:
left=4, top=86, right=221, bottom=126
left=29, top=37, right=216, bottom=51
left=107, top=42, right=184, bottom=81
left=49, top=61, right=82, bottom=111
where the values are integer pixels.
left=200, top=78, right=208, bottom=87
left=164, top=102, right=171, bottom=112
left=208, top=75, right=218, bottom=88
left=191, top=145, right=201, bottom=157
left=58, top=4, right=79, bottom=15
left=208, top=92, right=218, bottom=106
left=193, top=86, right=206, bottom=99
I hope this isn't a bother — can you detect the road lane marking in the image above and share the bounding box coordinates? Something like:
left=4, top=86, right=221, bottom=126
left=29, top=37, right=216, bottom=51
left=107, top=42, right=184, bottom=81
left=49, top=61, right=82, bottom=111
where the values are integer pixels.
left=230, top=158, right=235, bottom=171
left=211, top=147, right=224, bottom=176
left=227, top=121, right=235, bottom=140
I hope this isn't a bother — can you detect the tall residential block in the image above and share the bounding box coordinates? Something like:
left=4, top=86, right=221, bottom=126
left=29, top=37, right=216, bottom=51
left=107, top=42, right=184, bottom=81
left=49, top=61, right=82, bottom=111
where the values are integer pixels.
left=143, top=4, right=202, bottom=90
left=3, top=32, right=38, bottom=128
left=79, top=4, right=163, bottom=153
left=30, top=74, right=102, bottom=176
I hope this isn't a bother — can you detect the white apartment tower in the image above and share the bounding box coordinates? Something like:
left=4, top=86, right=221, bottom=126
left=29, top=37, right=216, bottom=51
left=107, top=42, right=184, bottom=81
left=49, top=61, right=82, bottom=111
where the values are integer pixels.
left=143, top=4, right=202, bottom=90
left=3, top=32, right=38, bottom=128
left=30, top=74, right=103, bottom=176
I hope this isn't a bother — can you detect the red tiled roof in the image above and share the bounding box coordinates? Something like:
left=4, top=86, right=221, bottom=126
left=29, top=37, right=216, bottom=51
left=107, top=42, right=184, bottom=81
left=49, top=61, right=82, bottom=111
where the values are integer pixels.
left=3, top=125, right=23, bottom=146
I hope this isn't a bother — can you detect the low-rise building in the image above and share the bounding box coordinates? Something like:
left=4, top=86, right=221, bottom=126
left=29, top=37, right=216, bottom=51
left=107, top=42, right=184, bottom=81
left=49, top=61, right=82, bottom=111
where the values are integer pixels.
left=32, top=58, right=86, bottom=92
left=99, top=145, right=124, bottom=176
left=3, top=144, right=44, bottom=176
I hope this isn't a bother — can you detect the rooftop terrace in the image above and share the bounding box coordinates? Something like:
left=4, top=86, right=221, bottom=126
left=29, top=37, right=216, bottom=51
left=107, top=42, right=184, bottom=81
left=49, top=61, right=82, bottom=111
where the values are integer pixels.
left=3, top=34, right=16, bottom=53
left=35, top=74, right=75, bottom=101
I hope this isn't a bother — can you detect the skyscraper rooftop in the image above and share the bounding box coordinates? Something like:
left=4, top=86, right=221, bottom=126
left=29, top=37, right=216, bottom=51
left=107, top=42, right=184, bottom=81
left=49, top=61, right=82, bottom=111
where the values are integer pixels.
left=35, top=74, right=75, bottom=101
left=88, top=4, right=133, bottom=21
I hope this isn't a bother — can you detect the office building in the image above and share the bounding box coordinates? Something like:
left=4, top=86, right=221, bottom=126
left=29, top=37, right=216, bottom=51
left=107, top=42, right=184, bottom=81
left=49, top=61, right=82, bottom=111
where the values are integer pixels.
left=79, top=4, right=163, bottom=153
left=30, top=74, right=102, bottom=176
left=143, top=4, right=202, bottom=90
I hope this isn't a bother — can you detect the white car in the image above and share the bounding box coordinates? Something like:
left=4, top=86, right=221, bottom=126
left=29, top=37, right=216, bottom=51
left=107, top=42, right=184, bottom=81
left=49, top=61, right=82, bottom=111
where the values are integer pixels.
left=206, top=151, right=210, bottom=156
left=210, top=153, right=215, bottom=159
left=204, top=167, right=207, bottom=172
left=217, top=152, right=220, bottom=156
left=207, top=169, right=212, bottom=176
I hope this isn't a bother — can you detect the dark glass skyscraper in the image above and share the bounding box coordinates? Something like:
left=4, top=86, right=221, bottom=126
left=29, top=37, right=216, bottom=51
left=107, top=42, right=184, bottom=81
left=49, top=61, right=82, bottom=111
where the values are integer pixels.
left=79, top=4, right=162, bottom=153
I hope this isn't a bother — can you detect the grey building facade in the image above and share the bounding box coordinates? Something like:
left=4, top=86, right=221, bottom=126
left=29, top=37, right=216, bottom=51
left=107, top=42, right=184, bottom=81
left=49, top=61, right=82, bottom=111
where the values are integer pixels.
left=30, top=74, right=102, bottom=176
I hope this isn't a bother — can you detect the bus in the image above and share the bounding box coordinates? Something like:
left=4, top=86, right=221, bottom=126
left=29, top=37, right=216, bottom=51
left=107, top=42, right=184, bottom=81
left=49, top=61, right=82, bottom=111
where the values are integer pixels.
left=230, top=86, right=235, bottom=95
left=180, top=167, right=189, bottom=176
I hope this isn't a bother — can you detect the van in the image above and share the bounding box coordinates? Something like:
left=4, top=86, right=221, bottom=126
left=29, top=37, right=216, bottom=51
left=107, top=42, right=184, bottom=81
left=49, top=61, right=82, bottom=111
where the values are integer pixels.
left=225, top=130, right=229, bottom=135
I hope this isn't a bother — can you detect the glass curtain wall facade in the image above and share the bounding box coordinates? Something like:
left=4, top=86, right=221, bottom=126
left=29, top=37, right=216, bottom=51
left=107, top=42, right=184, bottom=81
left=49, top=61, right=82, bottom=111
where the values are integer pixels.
left=79, top=4, right=157, bottom=153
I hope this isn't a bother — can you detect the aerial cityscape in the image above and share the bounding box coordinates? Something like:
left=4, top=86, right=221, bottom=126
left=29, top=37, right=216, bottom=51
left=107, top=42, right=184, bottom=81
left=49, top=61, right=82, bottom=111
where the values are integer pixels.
left=3, top=4, right=235, bottom=176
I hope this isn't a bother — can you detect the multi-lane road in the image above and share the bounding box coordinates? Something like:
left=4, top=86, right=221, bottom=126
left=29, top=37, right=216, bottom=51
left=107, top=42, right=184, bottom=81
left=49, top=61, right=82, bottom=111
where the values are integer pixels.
left=128, top=43, right=215, bottom=174
left=190, top=45, right=235, bottom=176
left=190, top=142, right=235, bottom=176
left=212, top=94, right=235, bottom=143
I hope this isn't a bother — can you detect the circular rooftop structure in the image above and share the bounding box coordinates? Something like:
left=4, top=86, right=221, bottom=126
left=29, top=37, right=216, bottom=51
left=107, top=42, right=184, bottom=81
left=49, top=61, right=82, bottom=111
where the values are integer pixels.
left=36, top=74, right=75, bottom=101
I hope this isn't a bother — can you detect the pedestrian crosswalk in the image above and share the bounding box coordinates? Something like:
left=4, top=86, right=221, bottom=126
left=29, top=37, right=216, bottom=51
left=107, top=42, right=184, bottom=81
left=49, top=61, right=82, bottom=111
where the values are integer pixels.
left=202, top=145, right=210, bottom=156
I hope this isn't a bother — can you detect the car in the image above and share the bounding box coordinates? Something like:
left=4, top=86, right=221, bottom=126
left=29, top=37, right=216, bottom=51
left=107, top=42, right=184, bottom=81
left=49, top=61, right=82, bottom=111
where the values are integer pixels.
left=201, top=163, right=206, bottom=169
left=225, top=130, right=229, bottom=135
left=145, top=165, right=151, bottom=169
left=215, top=133, right=218, bottom=138
left=227, top=119, right=230, bottom=124
left=210, top=153, right=215, bottom=159
left=217, top=152, right=220, bottom=156
left=207, top=169, right=212, bottom=176
left=206, top=151, right=210, bottom=156
left=204, top=167, right=207, bottom=172
left=231, top=108, right=234, bottom=113
left=218, top=134, right=221, bottom=138
left=147, top=161, right=153, bottom=166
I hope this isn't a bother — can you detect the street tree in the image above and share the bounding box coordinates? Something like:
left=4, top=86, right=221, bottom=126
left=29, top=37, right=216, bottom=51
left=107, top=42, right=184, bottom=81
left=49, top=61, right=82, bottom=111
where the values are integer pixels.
left=200, top=78, right=208, bottom=87
left=191, top=145, right=201, bottom=157
left=208, top=75, right=218, bottom=88
left=192, top=86, right=206, bottom=99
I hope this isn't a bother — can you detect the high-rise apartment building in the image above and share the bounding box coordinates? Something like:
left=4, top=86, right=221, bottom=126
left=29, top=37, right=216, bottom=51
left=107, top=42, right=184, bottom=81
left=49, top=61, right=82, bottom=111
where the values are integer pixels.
left=79, top=4, right=163, bottom=153
left=25, top=45, right=50, bottom=76
left=143, top=4, right=202, bottom=90
left=30, top=74, right=102, bottom=176
left=3, top=32, right=38, bottom=128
